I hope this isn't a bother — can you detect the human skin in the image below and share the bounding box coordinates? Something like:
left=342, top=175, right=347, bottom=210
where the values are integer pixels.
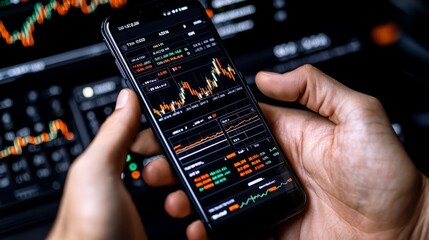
left=48, top=65, right=429, bottom=240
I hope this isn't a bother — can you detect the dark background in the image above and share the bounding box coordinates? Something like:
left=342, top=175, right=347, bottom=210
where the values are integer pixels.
left=0, top=0, right=428, bottom=239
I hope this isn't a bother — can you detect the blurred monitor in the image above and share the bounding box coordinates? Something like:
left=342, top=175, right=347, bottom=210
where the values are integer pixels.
left=1, top=0, right=427, bottom=239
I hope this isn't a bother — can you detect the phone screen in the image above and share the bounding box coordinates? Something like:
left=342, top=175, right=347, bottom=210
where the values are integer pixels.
left=102, top=0, right=305, bottom=236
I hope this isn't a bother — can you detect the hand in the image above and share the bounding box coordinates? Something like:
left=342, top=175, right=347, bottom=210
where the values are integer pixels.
left=151, top=64, right=429, bottom=239
left=255, top=64, right=429, bottom=239
left=47, top=89, right=146, bottom=240
left=47, top=89, right=205, bottom=240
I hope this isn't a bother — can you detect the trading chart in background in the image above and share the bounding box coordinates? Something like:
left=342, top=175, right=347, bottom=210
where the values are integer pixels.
left=0, top=1, right=405, bottom=239
left=0, top=84, right=83, bottom=210
left=0, top=0, right=275, bottom=214
left=0, top=0, right=126, bottom=46
left=0, top=0, right=263, bottom=61
left=0, top=0, right=127, bottom=68
left=0, top=0, right=129, bottom=211
left=0, top=0, right=339, bottom=216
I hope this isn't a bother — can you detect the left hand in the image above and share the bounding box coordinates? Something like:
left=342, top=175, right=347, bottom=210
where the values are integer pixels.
left=47, top=89, right=146, bottom=240
left=48, top=89, right=202, bottom=240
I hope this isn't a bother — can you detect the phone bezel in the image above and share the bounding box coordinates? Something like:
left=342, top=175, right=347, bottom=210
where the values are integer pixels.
left=101, top=0, right=306, bottom=237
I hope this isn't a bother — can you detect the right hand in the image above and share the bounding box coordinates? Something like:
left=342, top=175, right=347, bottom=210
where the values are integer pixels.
left=255, top=64, right=428, bottom=239
left=142, top=64, right=429, bottom=240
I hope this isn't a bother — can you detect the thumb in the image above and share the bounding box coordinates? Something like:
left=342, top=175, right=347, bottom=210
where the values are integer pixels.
left=255, top=64, right=362, bottom=125
left=79, top=88, right=142, bottom=174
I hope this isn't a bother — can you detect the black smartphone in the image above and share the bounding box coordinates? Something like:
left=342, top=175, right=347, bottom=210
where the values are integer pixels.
left=101, top=0, right=306, bottom=238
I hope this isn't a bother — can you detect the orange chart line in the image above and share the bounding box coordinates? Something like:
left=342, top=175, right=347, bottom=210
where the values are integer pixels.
left=153, top=58, right=236, bottom=117
left=0, top=119, right=74, bottom=159
left=173, top=115, right=258, bottom=154
left=174, top=130, right=224, bottom=154
left=0, top=0, right=126, bottom=46
left=225, top=115, right=258, bottom=132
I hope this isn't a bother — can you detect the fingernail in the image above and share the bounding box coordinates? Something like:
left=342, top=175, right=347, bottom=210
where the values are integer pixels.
left=259, top=71, right=281, bottom=76
left=116, top=89, right=129, bottom=110
left=143, top=154, right=165, bottom=167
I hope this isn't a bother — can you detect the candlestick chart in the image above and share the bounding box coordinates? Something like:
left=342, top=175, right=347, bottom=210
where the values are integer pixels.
left=151, top=57, right=237, bottom=117
left=0, top=119, right=75, bottom=159
left=0, top=0, right=127, bottom=47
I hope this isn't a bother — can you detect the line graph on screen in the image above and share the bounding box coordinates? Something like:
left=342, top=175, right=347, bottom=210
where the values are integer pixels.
left=0, top=119, right=75, bottom=159
left=0, top=0, right=126, bottom=46
left=152, top=57, right=237, bottom=117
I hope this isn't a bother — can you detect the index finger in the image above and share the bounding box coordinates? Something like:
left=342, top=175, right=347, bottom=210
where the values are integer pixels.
left=130, top=128, right=163, bottom=156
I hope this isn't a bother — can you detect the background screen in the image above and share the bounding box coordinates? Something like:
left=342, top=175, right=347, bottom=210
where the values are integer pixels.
left=1, top=0, right=428, bottom=239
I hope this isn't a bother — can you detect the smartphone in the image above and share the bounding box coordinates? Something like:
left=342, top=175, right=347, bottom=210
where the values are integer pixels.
left=101, top=0, right=306, bottom=238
